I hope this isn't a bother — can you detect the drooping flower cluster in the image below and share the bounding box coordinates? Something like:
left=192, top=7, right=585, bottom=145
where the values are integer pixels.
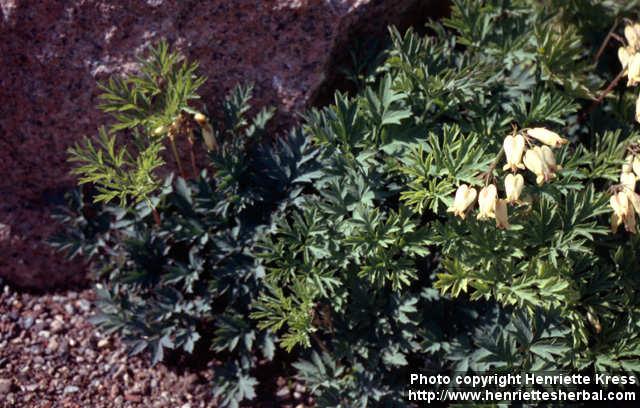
left=447, top=127, right=567, bottom=229
left=618, top=23, right=640, bottom=122
left=610, top=153, right=640, bottom=234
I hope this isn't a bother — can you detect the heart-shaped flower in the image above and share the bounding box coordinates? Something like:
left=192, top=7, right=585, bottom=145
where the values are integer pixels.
left=502, top=134, right=526, bottom=172
left=477, top=184, right=498, bottom=220
left=447, top=184, right=477, bottom=219
left=628, top=54, right=640, bottom=87
left=504, top=173, right=524, bottom=203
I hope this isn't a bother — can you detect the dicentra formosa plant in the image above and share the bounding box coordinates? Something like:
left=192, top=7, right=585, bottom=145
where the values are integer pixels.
left=67, top=40, right=218, bottom=214
left=252, top=1, right=640, bottom=405
left=56, top=42, right=321, bottom=408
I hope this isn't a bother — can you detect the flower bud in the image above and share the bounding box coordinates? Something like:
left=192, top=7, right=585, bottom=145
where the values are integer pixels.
left=201, top=126, right=216, bottom=151
left=153, top=125, right=167, bottom=136
left=477, top=184, right=498, bottom=220
left=526, top=128, right=568, bottom=148
left=504, top=173, right=524, bottom=203
left=194, top=113, right=207, bottom=125
left=628, top=54, right=640, bottom=87
left=193, top=113, right=216, bottom=151
left=502, top=134, right=526, bottom=172
left=447, top=184, right=477, bottom=219
left=495, top=199, right=509, bottom=229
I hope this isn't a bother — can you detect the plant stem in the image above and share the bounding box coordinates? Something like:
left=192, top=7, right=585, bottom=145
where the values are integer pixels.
left=581, top=69, right=626, bottom=120
left=311, top=332, right=329, bottom=354
left=144, top=198, right=161, bottom=226
left=482, top=147, right=505, bottom=185
left=187, top=132, right=198, bottom=177
left=594, top=18, right=620, bottom=63
left=169, top=134, right=187, bottom=179
left=152, top=207, right=161, bottom=226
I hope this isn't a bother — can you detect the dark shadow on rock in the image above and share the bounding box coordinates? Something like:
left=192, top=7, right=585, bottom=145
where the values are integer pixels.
left=311, top=0, right=452, bottom=109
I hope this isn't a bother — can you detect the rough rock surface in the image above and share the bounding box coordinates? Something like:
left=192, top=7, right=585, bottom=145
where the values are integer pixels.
left=0, top=0, right=433, bottom=289
left=0, top=284, right=314, bottom=407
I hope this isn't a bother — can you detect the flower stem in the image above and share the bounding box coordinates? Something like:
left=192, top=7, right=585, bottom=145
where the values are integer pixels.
left=152, top=207, right=161, bottom=226
left=311, top=332, right=329, bottom=354
left=481, top=147, right=505, bottom=186
left=594, top=18, right=620, bottom=63
left=187, top=132, right=198, bottom=177
left=168, top=134, right=187, bottom=179
left=144, top=198, right=161, bottom=227
left=581, top=69, right=626, bottom=121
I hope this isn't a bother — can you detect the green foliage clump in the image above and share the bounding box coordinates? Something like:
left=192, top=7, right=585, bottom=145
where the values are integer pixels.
left=54, top=45, right=319, bottom=407
left=54, top=1, right=640, bottom=407
left=67, top=41, right=205, bottom=206
left=253, top=0, right=640, bottom=405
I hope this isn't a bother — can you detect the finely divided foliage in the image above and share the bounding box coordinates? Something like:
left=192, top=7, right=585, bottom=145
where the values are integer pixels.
left=55, top=0, right=640, bottom=407
left=55, top=45, right=320, bottom=406
left=255, top=0, right=640, bottom=405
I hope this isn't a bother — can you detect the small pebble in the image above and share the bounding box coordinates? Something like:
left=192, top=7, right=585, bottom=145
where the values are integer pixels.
left=50, top=319, right=64, bottom=334
left=77, top=298, right=91, bottom=311
left=19, top=316, right=31, bottom=327
left=0, top=378, right=12, bottom=394
left=63, top=385, right=79, bottom=394
left=46, top=338, right=59, bottom=354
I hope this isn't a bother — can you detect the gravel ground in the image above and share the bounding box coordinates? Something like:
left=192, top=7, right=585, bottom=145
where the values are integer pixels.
left=0, top=283, right=313, bottom=407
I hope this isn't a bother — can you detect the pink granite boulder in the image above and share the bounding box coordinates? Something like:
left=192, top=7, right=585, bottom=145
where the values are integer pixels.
left=0, top=0, right=442, bottom=289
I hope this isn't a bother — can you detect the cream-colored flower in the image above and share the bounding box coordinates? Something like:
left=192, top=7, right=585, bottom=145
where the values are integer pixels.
left=628, top=54, right=640, bottom=87
left=502, top=134, right=526, bottom=172
left=194, top=113, right=216, bottom=151
left=447, top=184, right=477, bottom=219
left=477, top=184, right=498, bottom=220
left=610, top=191, right=637, bottom=233
left=619, top=46, right=632, bottom=69
left=621, top=171, right=637, bottom=192
left=504, top=173, right=524, bottom=203
left=623, top=155, right=633, bottom=174
left=628, top=191, right=640, bottom=216
left=495, top=199, right=509, bottom=229
left=526, top=128, right=569, bottom=148
left=625, top=23, right=640, bottom=52
left=636, top=94, right=640, bottom=124
left=633, top=156, right=640, bottom=179
left=540, top=145, right=562, bottom=173
left=524, top=147, right=556, bottom=185
left=524, top=148, right=546, bottom=185
left=611, top=191, right=628, bottom=233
